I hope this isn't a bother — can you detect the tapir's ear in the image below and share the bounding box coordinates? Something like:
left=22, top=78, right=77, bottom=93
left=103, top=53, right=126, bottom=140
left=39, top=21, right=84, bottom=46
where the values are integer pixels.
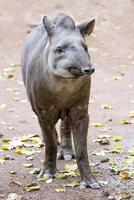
left=77, top=19, right=95, bottom=37
left=43, top=16, right=55, bottom=37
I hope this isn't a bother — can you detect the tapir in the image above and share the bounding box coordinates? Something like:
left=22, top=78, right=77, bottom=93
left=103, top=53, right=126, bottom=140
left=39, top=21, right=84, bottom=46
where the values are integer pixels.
left=21, top=13, right=100, bottom=189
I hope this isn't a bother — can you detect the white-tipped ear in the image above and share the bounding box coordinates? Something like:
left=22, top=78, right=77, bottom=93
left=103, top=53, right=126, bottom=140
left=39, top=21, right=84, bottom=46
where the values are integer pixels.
left=43, top=16, right=55, bottom=36
left=77, top=19, right=95, bottom=37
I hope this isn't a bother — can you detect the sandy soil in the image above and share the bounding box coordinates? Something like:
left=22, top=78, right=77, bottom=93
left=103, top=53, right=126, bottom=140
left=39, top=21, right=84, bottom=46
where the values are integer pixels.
left=0, top=0, right=134, bottom=199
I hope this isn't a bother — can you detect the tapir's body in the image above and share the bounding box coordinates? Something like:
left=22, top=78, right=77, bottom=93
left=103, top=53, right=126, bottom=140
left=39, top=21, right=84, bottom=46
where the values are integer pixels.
left=21, top=13, right=100, bottom=189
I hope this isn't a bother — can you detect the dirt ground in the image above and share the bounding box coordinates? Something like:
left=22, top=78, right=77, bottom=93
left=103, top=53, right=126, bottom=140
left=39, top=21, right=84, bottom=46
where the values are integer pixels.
left=0, top=0, right=134, bottom=199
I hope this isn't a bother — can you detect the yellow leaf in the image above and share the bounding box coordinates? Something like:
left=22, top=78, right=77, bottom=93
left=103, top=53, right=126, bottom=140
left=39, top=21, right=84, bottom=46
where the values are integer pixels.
left=1, top=145, right=10, bottom=150
left=0, top=159, right=5, bottom=164
left=119, top=171, right=132, bottom=180
left=65, top=164, right=78, bottom=172
left=8, top=74, right=14, bottom=80
left=114, top=144, right=123, bottom=151
left=92, top=123, right=104, bottom=128
left=65, top=181, right=79, bottom=187
left=12, top=97, right=19, bottom=101
left=114, top=136, right=122, bottom=142
left=55, top=188, right=66, bottom=192
left=128, top=111, right=134, bottom=118
left=23, top=163, right=33, bottom=168
left=101, top=104, right=113, bottom=109
left=112, top=76, right=122, bottom=80
left=15, top=148, right=25, bottom=155
left=0, top=104, right=7, bottom=109
left=120, top=120, right=131, bottom=125
left=26, top=185, right=40, bottom=192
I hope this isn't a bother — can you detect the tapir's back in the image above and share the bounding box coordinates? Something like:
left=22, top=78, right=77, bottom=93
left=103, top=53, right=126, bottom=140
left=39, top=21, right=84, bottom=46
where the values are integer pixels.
left=21, top=24, right=47, bottom=84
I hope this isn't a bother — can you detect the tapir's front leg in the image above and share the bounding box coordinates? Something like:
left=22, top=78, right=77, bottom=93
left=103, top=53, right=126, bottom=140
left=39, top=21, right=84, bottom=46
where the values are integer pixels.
left=37, top=114, right=58, bottom=179
left=70, top=111, right=100, bottom=189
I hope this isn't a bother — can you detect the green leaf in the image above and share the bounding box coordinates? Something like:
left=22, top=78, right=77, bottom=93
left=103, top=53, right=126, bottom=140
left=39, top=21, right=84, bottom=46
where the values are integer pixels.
left=2, top=138, right=10, bottom=143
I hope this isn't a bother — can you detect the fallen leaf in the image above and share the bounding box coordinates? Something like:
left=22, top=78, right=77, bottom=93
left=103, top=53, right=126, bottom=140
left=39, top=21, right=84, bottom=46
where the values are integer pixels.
left=100, top=157, right=109, bottom=163
left=0, top=158, right=5, bottom=164
left=128, top=149, right=134, bottom=156
left=117, top=192, right=132, bottom=199
left=0, top=104, right=7, bottom=109
left=65, top=163, right=78, bottom=172
left=10, top=171, right=17, bottom=174
left=55, top=188, right=66, bottom=192
left=101, top=104, right=113, bottom=109
left=8, top=74, right=14, bottom=80
left=128, top=111, right=134, bottom=118
left=114, top=136, right=122, bottom=142
left=38, top=177, right=47, bottom=182
left=92, top=150, right=106, bottom=156
left=12, top=97, right=19, bottom=101
left=7, top=126, right=14, bottom=130
left=119, top=171, right=132, bottom=180
left=9, top=181, right=22, bottom=187
left=114, top=144, right=123, bottom=151
left=26, top=185, right=40, bottom=192
left=65, top=181, right=79, bottom=187
left=120, top=120, right=131, bottom=125
left=92, top=123, right=104, bottom=128
left=2, top=138, right=10, bottom=143
left=30, top=168, right=41, bottom=175
left=112, top=76, right=122, bottom=80
left=1, top=145, right=10, bottom=150
left=23, top=163, right=33, bottom=168
left=94, top=137, right=110, bottom=145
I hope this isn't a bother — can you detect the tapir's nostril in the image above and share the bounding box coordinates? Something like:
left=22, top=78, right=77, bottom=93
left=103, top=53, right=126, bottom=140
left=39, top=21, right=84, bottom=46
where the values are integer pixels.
left=91, top=68, right=95, bottom=74
left=82, top=67, right=95, bottom=75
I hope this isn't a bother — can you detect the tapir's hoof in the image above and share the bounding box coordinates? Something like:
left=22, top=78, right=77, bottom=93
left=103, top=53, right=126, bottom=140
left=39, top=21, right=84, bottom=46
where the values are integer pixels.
left=37, top=169, right=55, bottom=179
left=43, top=173, right=55, bottom=179
left=64, top=154, right=73, bottom=161
left=57, top=151, right=75, bottom=161
left=80, top=180, right=101, bottom=189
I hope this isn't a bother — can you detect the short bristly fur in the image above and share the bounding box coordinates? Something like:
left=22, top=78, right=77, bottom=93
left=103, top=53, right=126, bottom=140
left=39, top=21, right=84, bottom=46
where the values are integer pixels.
left=21, top=13, right=100, bottom=189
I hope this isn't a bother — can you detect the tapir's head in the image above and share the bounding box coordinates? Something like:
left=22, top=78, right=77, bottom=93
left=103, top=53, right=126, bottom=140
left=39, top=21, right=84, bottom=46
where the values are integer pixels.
left=43, top=13, right=95, bottom=78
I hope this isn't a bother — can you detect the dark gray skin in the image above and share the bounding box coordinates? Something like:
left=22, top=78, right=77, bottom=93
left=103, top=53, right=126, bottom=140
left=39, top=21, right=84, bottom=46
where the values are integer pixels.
left=21, top=13, right=100, bottom=189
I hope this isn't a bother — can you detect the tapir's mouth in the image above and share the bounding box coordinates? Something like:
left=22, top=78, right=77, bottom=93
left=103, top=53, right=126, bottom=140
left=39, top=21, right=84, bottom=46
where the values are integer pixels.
left=68, top=66, right=95, bottom=76
left=68, top=66, right=85, bottom=76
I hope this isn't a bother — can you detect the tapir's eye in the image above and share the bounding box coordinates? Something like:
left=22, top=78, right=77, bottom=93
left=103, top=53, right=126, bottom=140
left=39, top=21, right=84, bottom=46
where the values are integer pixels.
left=84, top=45, right=88, bottom=52
left=56, top=47, right=63, bottom=54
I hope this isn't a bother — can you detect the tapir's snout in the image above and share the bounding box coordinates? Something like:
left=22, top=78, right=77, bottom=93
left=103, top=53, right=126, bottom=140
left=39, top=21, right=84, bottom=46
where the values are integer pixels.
left=82, top=66, right=95, bottom=75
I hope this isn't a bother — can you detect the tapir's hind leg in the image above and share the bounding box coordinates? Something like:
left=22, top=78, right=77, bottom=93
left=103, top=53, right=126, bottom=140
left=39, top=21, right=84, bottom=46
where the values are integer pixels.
left=57, top=118, right=74, bottom=161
